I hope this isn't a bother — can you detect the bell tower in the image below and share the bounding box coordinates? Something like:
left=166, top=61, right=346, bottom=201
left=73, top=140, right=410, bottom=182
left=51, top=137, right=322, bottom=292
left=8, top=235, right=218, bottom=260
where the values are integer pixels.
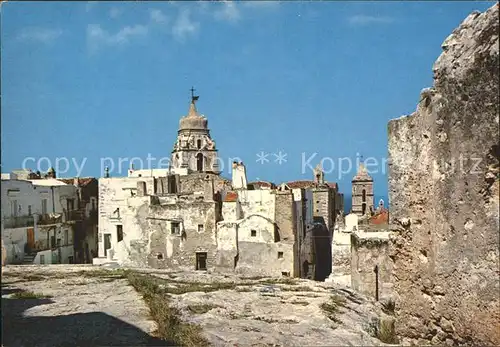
left=170, top=88, right=219, bottom=174
left=351, top=161, right=374, bottom=216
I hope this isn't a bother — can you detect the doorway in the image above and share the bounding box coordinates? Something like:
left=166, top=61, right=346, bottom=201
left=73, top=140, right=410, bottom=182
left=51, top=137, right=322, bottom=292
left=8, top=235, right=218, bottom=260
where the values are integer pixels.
left=196, top=252, right=207, bottom=271
left=26, top=228, right=35, bottom=252
left=104, top=234, right=111, bottom=257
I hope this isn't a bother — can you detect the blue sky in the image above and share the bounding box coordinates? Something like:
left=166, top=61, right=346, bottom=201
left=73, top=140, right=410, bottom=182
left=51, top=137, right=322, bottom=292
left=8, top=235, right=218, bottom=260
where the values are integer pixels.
left=1, top=0, right=494, bottom=202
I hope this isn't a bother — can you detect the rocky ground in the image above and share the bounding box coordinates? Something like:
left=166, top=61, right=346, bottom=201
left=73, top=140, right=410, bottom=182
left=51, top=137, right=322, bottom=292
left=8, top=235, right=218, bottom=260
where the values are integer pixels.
left=2, top=265, right=398, bottom=346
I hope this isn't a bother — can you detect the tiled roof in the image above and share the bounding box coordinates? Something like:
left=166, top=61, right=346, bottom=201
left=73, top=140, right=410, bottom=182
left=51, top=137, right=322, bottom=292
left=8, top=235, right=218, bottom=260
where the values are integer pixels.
left=285, top=180, right=338, bottom=190
left=224, top=191, right=238, bottom=202
left=248, top=181, right=275, bottom=188
left=285, top=180, right=316, bottom=189
left=57, top=177, right=96, bottom=187
left=326, top=182, right=338, bottom=190
left=369, top=209, right=389, bottom=225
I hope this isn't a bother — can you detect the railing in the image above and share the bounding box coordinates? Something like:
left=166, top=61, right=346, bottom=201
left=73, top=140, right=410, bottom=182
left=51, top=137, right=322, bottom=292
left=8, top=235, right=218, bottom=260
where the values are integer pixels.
left=3, top=215, right=35, bottom=228
left=38, top=214, right=62, bottom=225
left=65, top=210, right=85, bottom=222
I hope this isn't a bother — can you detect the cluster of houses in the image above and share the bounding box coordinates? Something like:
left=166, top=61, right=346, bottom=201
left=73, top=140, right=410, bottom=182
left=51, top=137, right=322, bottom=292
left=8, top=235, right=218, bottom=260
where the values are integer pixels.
left=1, top=95, right=389, bottom=298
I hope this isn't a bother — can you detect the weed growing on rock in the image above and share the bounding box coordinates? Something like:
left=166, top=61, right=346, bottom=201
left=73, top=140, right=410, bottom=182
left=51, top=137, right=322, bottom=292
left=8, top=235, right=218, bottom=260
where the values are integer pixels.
left=11, top=290, right=52, bottom=299
left=187, top=304, right=220, bottom=314
left=282, top=286, right=313, bottom=292
left=381, top=299, right=396, bottom=316
left=320, top=295, right=346, bottom=324
left=367, top=317, right=399, bottom=344
left=126, top=272, right=208, bottom=347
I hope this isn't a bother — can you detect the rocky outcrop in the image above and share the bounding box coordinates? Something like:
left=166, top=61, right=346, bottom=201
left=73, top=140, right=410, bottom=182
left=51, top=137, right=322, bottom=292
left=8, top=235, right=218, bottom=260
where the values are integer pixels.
left=388, top=4, right=499, bottom=346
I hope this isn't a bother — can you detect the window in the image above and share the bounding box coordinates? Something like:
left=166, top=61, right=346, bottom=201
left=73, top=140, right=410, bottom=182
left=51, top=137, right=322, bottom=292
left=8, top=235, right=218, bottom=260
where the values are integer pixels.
left=40, top=255, right=45, bottom=264
left=362, top=189, right=366, bottom=203
left=91, top=199, right=96, bottom=211
left=64, top=229, right=69, bottom=245
left=167, top=175, right=177, bottom=194
left=278, top=252, right=284, bottom=259
left=28, top=205, right=32, bottom=216
left=274, top=228, right=280, bottom=242
left=171, top=222, right=180, bottom=235
left=67, top=198, right=74, bottom=211
left=117, top=225, right=123, bottom=242
left=198, top=224, right=204, bottom=233
left=197, top=139, right=202, bottom=149
left=251, top=229, right=257, bottom=237
left=196, top=153, right=204, bottom=172
left=11, top=200, right=18, bottom=217
left=42, top=199, right=48, bottom=215
left=51, top=236, right=56, bottom=248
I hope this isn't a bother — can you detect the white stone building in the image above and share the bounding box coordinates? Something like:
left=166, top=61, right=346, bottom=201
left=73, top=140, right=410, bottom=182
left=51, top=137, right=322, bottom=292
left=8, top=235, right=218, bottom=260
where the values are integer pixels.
left=1, top=176, right=75, bottom=264
left=1, top=170, right=99, bottom=265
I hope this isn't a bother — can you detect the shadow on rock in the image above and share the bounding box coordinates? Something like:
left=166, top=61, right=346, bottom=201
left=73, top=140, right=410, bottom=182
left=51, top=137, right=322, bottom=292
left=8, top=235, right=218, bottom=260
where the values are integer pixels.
left=2, top=294, right=170, bottom=347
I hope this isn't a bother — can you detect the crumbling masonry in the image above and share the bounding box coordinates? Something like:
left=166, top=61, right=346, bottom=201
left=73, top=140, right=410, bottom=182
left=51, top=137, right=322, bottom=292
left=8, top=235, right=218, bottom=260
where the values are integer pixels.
left=388, top=4, right=499, bottom=346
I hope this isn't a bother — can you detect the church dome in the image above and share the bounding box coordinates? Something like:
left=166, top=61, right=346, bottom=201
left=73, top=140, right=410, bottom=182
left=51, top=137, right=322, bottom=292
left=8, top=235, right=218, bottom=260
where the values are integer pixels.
left=179, top=102, right=208, bottom=131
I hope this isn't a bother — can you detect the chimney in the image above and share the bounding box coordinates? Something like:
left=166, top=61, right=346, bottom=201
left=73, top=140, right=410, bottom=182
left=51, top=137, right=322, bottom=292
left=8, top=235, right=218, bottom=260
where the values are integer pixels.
left=232, top=161, right=248, bottom=190
left=137, top=181, right=147, bottom=197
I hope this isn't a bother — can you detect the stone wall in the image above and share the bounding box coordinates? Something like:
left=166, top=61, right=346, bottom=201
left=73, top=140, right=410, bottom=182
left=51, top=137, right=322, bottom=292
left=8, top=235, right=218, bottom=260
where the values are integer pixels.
left=351, top=232, right=392, bottom=300
left=388, top=4, right=499, bottom=346
left=274, top=191, right=296, bottom=241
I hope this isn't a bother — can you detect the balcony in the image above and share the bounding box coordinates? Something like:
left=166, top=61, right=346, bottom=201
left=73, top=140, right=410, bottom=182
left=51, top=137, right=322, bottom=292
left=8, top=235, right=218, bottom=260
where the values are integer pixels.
left=38, top=214, right=62, bottom=226
left=3, top=215, right=35, bottom=229
left=65, top=210, right=85, bottom=223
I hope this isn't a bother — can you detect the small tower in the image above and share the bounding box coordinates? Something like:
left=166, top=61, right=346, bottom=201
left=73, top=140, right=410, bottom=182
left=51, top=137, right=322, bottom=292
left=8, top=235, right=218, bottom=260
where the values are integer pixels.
left=170, top=88, right=219, bottom=174
left=231, top=161, right=248, bottom=189
left=351, top=162, right=374, bottom=216
left=313, top=164, right=325, bottom=185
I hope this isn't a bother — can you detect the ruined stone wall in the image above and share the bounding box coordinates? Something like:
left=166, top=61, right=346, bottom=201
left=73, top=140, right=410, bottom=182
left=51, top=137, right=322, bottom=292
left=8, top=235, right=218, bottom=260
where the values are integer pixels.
left=388, top=5, right=499, bottom=346
left=238, top=189, right=276, bottom=220
left=179, top=172, right=230, bottom=194
left=274, top=191, right=296, bottom=241
left=97, top=177, right=154, bottom=258
left=236, top=241, right=295, bottom=277
left=352, top=182, right=374, bottom=216
left=351, top=232, right=393, bottom=300
left=146, top=199, right=219, bottom=270
left=312, top=189, right=333, bottom=232
left=332, top=230, right=351, bottom=276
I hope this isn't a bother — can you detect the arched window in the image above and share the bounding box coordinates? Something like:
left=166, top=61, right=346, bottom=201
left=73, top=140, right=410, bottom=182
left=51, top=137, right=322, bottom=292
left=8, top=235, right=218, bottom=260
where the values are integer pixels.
left=274, top=227, right=280, bottom=242
left=197, top=139, right=202, bottom=149
left=196, top=153, right=204, bottom=172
